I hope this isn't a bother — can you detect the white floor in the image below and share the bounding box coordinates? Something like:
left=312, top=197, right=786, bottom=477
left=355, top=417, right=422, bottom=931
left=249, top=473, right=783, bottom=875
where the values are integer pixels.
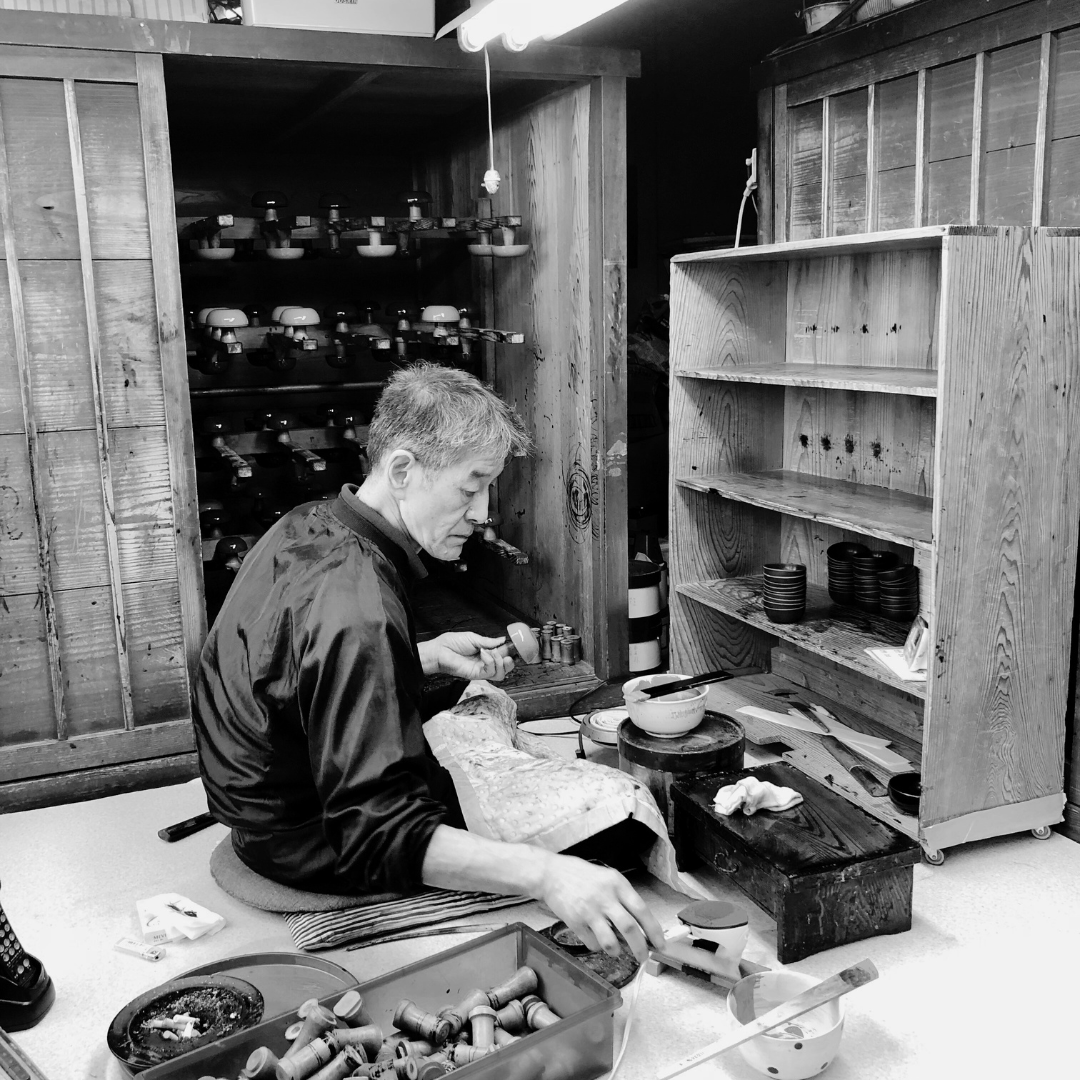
left=2, top=753, right=1079, bottom=1080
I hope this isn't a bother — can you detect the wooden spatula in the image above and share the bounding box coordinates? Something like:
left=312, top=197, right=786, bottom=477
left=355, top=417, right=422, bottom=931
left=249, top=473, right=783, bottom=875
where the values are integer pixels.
left=635, top=669, right=733, bottom=698
left=656, top=959, right=879, bottom=1080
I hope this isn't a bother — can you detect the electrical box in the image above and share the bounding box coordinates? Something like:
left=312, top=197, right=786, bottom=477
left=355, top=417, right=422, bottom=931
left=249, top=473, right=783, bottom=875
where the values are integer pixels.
left=239, top=0, right=433, bottom=35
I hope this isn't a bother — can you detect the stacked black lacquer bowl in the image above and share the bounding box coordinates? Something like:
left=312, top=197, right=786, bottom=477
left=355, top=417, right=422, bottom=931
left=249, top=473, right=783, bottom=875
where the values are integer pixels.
left=762, top=562, right=807, bottom=624
left=827, top=542, right=919, bottom=621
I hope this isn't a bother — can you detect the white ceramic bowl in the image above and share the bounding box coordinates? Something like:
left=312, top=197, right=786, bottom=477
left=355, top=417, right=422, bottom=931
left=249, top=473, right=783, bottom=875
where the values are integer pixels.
left=358, top=243, right=397, bottom=258
left=727, top=970, right=846, bottom=1080
left=621, top=673, right=708, bottom=738
left=420, top=304, right=460, bottom=323
left=265, top=246, right=305, bottom=260
left=195, top=247, right=236, bottom=261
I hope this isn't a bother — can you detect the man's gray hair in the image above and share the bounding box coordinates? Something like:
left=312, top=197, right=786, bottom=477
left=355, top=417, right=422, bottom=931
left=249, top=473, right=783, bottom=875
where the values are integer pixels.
left=367, top=362, right=533, bottom=470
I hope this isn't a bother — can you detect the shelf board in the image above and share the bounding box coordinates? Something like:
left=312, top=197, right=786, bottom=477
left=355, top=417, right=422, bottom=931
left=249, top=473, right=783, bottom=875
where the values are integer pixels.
left=670, top=225, right=981, bottom=264
left=678, top=364, right=937, bottom=397
left=677, top=577, right=926, bottom=700
left=675, top=470, right=933, bottom=550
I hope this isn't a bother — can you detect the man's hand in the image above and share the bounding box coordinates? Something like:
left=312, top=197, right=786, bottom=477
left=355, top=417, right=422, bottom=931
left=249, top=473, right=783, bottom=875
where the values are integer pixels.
left=537, top=852, right=666, bottom=962
left=418, top=632, right=515, bottom=681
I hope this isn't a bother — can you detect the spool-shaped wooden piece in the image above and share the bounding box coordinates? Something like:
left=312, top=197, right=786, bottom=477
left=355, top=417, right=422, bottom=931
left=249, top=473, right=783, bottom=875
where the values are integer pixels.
left=494, top=998, right=527, bottom=1033
left=521, top=995, right=560, bottom=1030
left=242, top=1047, right=279, bottom=1080
left=283, top=1007, right=337, bottom=1060
left=486, top=966, right=538, bottom=1009
left=618, top=711, right=744, bottom=834
left=393, top=1000, right=451, bottom=1045
left=331, top=1024, right=383, bottom=1057
left=275, top=1035, right=336, bottom=1080
left=468, top=1005, right=497, bottom=1048
left=438, top=988, right=489, bottom=1037
left=332, top=990, right=365, bottom=1026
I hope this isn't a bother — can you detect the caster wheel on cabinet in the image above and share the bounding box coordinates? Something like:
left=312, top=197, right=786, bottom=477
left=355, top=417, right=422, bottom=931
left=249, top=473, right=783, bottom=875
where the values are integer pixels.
left=1032, top=826, right=1052, bottom=840
left=922, top=847, right=946, bottom=866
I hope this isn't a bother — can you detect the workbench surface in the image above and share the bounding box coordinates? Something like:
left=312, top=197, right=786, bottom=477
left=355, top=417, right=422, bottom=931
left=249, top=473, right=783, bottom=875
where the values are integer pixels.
left=3, top=728, right=1080, bottom=1080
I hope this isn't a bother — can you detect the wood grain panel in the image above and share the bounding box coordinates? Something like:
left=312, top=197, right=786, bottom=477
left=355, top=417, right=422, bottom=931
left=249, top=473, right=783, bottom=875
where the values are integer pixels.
left=37, top=428, right=109, bottom=590
left=781, top=387, right=935, bottom=497
left=667, top=260, right=789, bottom=371
left=982, top=144, right=1036, bottom=225
left=95, top=258, right=166, bottom=426
left=21, top=258, right=94, bottom=431
left=588, top=75, right=628, bottom=678
left=0, top=77, right=78, bottom=258
left=874, top=166, right=917, bottom=231
left=0, top=44, right=137, bottom=83
left=831, top=174, right=866, bottom=237
left=1051, top=26, right=1080, bottom=140
left=875, top=74, right=918, bottom=173
left=0, top=592, right=54, bottom=749
left=927, top=229, right=1078, bottom=825
left=75, top=80, right=151, bottom=259
left=111, top=425, right=178, bottom=583
left=0, top=719, right=193, bottom=784
left=0, top=433, right=40, bottom=597
left=926, top=58, right=976, bottom=162
left=927, top=155, right=972, bottom=225
left=54, top=583, right=124, bottom=737
left=785, top=249, right=940, bottom=370
left=983, top=39, right=1042, bottom=153
left=0, top=260, right=20, bottom=433
left=124, top=577, right=189, bottom=727
left=789, top=100, right=823, bottom=242
left=830, top=88, right=867, bottom=180
left=679, top=364, right=937, bottom=396
left=1047, top=133, right=1080, bottom=225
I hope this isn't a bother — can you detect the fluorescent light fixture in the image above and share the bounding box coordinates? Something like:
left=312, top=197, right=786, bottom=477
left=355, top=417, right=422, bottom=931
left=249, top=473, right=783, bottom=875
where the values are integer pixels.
left=441, top=0, right=631, bottom=52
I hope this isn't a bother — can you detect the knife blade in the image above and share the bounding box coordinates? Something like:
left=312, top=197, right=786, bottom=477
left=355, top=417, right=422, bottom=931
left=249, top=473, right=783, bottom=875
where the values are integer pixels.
left=819, top=735, right=888, bottom=797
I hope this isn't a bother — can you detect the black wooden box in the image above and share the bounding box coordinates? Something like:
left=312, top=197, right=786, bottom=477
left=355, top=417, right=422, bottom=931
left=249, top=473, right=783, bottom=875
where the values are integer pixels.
left=671, top=762, right=921, bottom=963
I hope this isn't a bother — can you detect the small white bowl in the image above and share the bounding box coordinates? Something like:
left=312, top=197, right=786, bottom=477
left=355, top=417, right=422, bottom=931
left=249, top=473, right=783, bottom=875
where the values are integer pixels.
left=621, top=673, right=707, bottom=738
left=265, top=247, right=305, bottom=260
left=491, top=244, right=530, bottom=258
left=467, top=242, right=493, bottom=257
left=420, top=305, right=460, bottom=324
left=358, top=244, right=397, bottom=258
left=727, top=970, right=846, bottom=1080
left=195, top=247, right=235, bottom=261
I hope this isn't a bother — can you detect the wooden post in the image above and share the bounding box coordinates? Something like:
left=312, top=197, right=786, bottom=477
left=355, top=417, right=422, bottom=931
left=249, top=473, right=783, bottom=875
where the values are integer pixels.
left=588, top=74, right=629, bottom=679
left=136, top=52, right=206, bottom=683
left=969, top=52, right=984, bottom=225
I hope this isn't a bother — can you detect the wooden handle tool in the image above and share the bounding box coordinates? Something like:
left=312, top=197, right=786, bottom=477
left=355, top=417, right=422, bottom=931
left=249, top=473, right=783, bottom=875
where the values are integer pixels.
left=656, top=959, right=879, bottom=1080
left=819, top=735, right=889, bottom=797
left=636, top=669, right=733, bottom=699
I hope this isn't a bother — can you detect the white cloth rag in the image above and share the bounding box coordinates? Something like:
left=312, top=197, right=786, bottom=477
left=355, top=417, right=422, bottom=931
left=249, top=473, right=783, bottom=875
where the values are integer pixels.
left=713, top=776, right=804, bottom=816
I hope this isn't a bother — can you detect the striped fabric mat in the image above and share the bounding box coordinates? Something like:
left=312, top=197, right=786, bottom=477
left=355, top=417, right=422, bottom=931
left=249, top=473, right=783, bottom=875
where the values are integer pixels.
left=283, top=890, right=530, bottom=951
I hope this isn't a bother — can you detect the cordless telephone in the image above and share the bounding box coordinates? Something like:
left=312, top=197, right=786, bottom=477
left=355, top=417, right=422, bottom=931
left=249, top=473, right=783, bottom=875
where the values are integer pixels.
left=0, top=891, right=53, bottom=1037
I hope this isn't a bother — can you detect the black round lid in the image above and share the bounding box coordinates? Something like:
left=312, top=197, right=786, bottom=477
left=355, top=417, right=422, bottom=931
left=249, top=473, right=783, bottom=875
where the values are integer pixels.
left=677, top=899, right=749, bottom=930
left=628, top=560, right=662, bottom=588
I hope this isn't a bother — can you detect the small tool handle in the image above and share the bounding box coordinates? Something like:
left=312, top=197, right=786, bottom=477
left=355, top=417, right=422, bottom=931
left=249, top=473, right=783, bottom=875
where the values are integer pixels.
left=638, top=669, right=733, bottom=699
left=820, top=735, right=889, bottom=797
left=157, top=811, right=217, bottom=843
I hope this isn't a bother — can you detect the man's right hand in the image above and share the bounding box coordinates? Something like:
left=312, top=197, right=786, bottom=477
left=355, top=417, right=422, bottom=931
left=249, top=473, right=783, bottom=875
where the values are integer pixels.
left=536, top=850, right=666, bottom=962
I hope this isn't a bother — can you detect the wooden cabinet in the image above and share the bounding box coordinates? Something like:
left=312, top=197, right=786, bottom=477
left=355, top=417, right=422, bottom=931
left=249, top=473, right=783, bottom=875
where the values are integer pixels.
left=0, top=44, right=203, bottom=811
left=668, top=224, right=1080, bottom=860
left=0, top=13, right=637, bottom=810
left=754, top=0, right=1080, bottom=244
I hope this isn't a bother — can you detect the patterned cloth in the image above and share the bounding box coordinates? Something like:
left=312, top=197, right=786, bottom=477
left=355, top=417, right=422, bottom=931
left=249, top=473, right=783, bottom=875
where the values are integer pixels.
left=284, top=891, right=529, bottom=951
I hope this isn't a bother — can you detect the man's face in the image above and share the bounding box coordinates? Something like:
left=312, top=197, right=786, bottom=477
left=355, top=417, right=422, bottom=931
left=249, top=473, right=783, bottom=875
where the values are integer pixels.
left=399, top=453, right=505, bottom=561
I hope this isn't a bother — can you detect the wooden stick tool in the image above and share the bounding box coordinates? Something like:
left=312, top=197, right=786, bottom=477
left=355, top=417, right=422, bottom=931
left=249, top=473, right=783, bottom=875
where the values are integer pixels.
left=656, top=959, right=879, bottom=1080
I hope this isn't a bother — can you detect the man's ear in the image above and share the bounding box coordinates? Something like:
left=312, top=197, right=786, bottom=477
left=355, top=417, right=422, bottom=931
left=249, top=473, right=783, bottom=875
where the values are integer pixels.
left=384, top=449, right=418, bottom=497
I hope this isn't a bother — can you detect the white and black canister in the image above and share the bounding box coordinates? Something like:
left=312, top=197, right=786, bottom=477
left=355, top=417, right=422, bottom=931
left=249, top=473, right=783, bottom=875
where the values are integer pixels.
left=628, top=560, right=663, bottom=674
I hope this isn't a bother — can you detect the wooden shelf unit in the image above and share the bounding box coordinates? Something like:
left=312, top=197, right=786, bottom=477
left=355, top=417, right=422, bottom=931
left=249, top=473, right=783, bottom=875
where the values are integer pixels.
left=668, top=224, right=1080, bottom=859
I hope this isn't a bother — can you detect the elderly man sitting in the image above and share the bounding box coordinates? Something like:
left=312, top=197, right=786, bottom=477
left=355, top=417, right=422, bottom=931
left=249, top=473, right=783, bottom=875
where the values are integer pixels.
left=194, top=363, right=663, bottom=960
